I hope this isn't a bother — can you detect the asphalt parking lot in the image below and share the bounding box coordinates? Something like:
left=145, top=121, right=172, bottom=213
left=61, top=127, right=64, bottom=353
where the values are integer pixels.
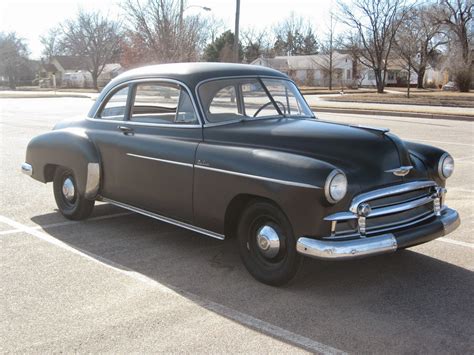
left=1, top=97, right=473, bottom=353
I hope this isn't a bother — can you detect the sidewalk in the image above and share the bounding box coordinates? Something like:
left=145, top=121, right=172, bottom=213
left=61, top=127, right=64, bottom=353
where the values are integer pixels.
left=304, top=94, right=474, bottom=121
left=0, top=90, right=98, bottom=99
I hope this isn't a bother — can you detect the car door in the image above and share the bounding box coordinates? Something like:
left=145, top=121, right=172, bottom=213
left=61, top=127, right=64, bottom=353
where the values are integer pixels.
left=91, top=80, right=202, bottom=223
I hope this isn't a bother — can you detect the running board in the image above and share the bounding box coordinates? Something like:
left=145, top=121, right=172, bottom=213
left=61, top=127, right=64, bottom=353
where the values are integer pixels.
left=101, top=197, right=225, bottom=240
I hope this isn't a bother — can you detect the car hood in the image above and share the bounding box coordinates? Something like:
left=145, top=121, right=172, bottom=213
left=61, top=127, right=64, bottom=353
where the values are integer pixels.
left=204, top=118, right=415, bottom=189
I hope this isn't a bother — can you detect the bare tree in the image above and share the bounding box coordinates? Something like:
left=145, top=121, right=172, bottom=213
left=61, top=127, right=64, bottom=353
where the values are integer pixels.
left=395, top=15, right=419, bottom=97
left=273, top=13, right=319, bottom=56
left=242, top=28, right=272, bottom=62
left=338, top=0, right=411, bottom=93
left=121, top=0, right=209, bottom=65
left=315, top=13, right=343, bottom=89
left=437, top=0, right=473, bottom=91
left=40, top=27, right=62, bottom=60
left=408, top=5, right=446, bottom=88
left=0, top=32, right=29, bottom=90
left=60, top=10, right=122, bottom=89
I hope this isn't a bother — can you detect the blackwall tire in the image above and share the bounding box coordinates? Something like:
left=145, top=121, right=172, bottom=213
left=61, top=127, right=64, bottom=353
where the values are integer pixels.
left=53, top=166, right=94, bottom=220
left=237, top=200, right=302, bottom=286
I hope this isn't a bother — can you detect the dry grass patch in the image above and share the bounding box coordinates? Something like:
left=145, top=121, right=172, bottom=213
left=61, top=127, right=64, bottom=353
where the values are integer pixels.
left=325, top=91, right=474, bottom=107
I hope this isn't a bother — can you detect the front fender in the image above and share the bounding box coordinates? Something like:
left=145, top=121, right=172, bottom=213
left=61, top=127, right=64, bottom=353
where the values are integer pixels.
left=405, top=141, right=449, bottom=186
left=25, top=128, right=101, bottom=199
left=193, top=143, right=339, bottom=237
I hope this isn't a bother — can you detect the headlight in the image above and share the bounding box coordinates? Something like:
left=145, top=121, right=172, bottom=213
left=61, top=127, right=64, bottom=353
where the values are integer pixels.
left=438, top=153, right=454, bottom=179
left=325, top=170, right=347, bottom=203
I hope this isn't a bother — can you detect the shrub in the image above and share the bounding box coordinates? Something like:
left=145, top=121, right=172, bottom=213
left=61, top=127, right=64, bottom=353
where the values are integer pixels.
left=454, top=68, right=472, bottom=92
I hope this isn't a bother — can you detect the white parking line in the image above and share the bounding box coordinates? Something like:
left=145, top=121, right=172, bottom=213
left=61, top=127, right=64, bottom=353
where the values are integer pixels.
left=438, top=237, right=474, bottom=249
left=0, top=214, right=346, bottom=355
left=454, top=156, right=474, bottom=162
left=0, top=211, right=132, bottom=236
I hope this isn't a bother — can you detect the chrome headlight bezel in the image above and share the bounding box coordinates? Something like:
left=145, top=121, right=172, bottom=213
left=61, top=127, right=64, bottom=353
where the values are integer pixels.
left=438, top=153, right=454, bottom=179
left=325, top=170, right=348, bottom=204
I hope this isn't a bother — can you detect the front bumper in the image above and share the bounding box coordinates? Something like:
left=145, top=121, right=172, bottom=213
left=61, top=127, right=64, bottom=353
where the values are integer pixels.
left=296, top=208, right=460, bottom=260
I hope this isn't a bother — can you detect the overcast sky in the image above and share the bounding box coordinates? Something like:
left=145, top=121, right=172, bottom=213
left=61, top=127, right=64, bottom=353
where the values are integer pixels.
left=0, top=0, right=336, bottom=59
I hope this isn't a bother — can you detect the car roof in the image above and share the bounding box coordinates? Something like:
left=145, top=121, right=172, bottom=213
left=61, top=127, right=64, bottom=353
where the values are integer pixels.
left=106, top=62, right=288, bottom=91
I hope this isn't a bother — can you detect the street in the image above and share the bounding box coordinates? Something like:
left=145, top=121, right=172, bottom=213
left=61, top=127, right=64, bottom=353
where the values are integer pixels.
left=1, top=97, right=473, bottom=353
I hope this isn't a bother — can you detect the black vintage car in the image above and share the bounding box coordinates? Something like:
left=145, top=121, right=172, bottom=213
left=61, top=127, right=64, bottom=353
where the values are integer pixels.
left=22, top=63, right=460, bottom=285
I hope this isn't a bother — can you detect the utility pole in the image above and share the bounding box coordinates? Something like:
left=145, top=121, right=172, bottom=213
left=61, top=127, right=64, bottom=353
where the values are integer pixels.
left=233, top=0, right=240, bottom=63
left=179, top=0, right=184, bottom=33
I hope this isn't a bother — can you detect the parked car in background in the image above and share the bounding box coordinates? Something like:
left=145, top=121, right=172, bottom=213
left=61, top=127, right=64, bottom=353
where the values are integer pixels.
left=22, top=63, right=460, bottom=285
left=442, top=81, right=459, bottom=91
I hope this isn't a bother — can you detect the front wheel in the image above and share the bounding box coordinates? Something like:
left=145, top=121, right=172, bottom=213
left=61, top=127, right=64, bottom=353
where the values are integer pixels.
left=53, top=166, right=94, bottom=220
left=237, top=200, right=302, bottom=286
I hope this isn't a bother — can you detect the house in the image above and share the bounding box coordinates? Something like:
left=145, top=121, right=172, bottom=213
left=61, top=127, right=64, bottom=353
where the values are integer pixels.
left=38, top=56, right=123, bottom=88
left=97, top=63, right=124, bottom=87
left=359, top=59, right=451, bottom=89
left=251, top=52, right=355, bottom=87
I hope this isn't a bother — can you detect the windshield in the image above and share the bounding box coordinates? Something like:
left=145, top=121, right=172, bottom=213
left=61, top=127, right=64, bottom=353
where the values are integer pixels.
left=198, top=77, right=313, bottom=123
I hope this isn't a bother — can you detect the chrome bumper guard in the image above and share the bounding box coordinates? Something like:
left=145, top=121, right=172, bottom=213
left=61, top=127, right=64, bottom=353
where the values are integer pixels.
left=296, top=208, right=460, bottom=260
left=21, top=163, right=33, bottom=176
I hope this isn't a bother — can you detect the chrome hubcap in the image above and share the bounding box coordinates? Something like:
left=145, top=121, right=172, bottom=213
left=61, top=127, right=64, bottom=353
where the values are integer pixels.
left=62, top=177, right=75, bottom=201
left=256, top=225, right=280, bottom=258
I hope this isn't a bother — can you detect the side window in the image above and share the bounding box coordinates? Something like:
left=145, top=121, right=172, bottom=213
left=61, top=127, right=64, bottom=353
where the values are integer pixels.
left=130, top=82, right=198, bottom=125
left=99, top=86, right=129, bottom=120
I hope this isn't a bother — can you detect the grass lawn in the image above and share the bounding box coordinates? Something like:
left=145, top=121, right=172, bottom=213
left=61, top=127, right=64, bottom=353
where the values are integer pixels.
left=324, top=90, right=474, bottom=108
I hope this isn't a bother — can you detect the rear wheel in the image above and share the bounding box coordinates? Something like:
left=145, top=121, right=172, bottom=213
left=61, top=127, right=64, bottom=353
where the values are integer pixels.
left=237, top=200, right=302, bottom=286
left=53, top=167, right=94, bottom=220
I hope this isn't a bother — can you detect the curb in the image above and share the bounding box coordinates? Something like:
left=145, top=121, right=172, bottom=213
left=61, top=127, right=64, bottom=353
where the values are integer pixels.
left=311, top=107, right=474, bottom=122
left=0, top=94, right=94, bottom=99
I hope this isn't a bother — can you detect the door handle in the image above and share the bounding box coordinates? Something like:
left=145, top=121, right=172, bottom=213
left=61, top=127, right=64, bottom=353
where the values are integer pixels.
left=117, top=125, right=134, bottom=135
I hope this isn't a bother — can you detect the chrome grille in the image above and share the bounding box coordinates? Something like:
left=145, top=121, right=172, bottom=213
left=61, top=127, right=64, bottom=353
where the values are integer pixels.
left=369, top=187, right=432, bottom=209
left=325, top=181, right=445, bottom=240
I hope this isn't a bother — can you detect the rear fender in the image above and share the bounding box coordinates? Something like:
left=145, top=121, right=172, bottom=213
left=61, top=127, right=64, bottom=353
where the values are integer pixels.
left=25, top=128, right=101, bottom=199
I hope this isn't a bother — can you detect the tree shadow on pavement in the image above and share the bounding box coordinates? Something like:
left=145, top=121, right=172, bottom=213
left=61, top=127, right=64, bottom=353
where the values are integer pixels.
left=31, top=204, right=474, bottom=354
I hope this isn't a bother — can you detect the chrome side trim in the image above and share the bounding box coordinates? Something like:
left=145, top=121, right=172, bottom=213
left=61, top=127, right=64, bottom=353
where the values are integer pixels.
left=86, top=117, right=202, bottom=129
left=297, top=234, right=398, bottom=260
left=195, top=165, right=320, bottom=189
left=349, top=181, right=436, bottom=213
left=21, top=163, right=33, bottom=176
left=126, top=153, right=193, bottom=167
left=101, top=197, right=225, bottom=240
left=84, top=162, right=100, bottom=199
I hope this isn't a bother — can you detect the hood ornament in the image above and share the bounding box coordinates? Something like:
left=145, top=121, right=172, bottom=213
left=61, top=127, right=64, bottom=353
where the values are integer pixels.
left=385, top=166, right=413, bottom=177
